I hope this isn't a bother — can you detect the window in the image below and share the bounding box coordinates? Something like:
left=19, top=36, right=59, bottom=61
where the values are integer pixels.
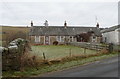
left=46, top=36, right=49, bottom=41
left=45, top=36, right=49, bottom=45
left=93, top=36, right=96, bottom=39
left=70, top=36, right=72, bottom=42
left=92, top=36, right=96, bottom=42
left=61, top=36, right=64, bottom=42
left=35, top=36, right=40, bottom=43
left=57, top=36, right=61, bottom=42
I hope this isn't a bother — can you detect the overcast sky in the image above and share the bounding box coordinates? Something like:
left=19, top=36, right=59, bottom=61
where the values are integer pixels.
left=0, top=0, right=119, bottom=28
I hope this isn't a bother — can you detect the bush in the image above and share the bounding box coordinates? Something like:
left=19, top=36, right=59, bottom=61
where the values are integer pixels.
left=53, top=41, right=58, bottom=45
left=20, top=53, right=43, bottom=70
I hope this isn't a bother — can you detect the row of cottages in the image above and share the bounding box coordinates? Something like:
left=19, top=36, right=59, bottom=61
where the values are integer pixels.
left=29, top=21, right=102, bottom=45
left=101, top=25, right=120, bottom=45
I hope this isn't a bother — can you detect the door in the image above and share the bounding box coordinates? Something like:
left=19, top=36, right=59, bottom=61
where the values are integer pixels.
left=45, top=36, right=49, bottom=45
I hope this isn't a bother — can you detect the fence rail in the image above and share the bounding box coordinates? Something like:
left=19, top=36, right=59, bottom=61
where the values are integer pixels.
left=68, top=42, right=109, bottom=51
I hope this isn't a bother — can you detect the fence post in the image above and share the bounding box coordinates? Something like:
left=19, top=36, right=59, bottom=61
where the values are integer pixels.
left=96, top=45, right=98, bottom=53
left=43, top=52, right=46, bottom=60
left=84, top=47, right=86, bottom=54
left=108, top=43, right=113, bottom=53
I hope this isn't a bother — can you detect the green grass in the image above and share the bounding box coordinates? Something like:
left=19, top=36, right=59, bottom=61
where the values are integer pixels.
left=3, top=52, right=118, bottom=77
left=31, top=45, right=97, bottom=60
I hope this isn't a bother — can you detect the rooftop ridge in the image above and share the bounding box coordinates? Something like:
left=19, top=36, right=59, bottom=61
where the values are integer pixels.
left=32, top=26, right=97, bottom=28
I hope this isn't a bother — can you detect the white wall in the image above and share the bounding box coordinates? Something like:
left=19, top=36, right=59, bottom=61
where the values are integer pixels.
left=102, top=29, right=120, bottom=45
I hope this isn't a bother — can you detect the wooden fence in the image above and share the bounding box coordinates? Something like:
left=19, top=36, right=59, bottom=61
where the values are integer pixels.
left=68, top=42, right=109, bottom=51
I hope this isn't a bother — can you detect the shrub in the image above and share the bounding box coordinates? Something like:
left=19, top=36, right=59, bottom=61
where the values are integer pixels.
left=20, top=52, right=44, bottom=71
left=53, top=41, right=58, bottom=45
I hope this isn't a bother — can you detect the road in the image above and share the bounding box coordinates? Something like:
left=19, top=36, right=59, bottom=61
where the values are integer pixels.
left=40, top=56, right=119, bottom=77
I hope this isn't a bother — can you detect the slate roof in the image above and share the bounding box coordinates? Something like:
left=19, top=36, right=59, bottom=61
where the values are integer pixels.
left=101, top=25, right=120, bottom=33
left=29, top=26, right=101, bottom=36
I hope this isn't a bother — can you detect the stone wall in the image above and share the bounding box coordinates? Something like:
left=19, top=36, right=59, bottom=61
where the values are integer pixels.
left=2, top=38, right=30, bottom=71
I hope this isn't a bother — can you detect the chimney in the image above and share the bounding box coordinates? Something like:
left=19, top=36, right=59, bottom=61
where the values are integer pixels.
left=64, top=21, right=67, bottom=28
left=44, top=20, right=48, bottom=26
left=31, top=21, right=33, bottom=26
left=96, top=22, right=99, bottom=28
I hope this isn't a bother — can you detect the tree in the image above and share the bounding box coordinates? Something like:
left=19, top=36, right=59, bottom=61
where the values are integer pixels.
left=76, top=31, right=94, bottom=42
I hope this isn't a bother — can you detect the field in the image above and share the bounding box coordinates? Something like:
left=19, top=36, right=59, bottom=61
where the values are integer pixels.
left=31, top=45, right=97, bottom=60
left=0, top=26, right=30, bottom=46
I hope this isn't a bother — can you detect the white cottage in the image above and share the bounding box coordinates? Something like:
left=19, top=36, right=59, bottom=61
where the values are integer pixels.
left=29, top=21, right=102, bottom=45
left=101, top=25, right=120, bottom=45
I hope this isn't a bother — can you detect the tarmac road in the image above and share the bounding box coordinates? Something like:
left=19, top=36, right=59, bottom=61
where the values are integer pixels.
left=40, top=56, right=119, bottom=77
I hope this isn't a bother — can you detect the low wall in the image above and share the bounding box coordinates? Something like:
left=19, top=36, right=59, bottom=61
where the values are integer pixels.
left=2, top=38, right=30, bottom=71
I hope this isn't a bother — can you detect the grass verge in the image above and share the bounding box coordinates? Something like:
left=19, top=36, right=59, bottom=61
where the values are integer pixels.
left=2, top=52, right=119, bottom=77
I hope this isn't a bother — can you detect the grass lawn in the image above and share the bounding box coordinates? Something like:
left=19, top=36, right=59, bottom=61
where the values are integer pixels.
left=31, top=45, right=97, bottom=60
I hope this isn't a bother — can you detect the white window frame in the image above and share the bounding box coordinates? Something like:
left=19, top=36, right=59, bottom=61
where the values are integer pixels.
left=35, top=36, right=40, bottom=43
left=72, top=36, right=74, bottom=42
left=56, top=36, right=61, bottom=42
left=61, top=36, right=65, bottom=42
left=73, top=36, right=76, bottom=42
left=92, top=36, right=96, bottom=42
left=69, top=36, right=72, bottom=42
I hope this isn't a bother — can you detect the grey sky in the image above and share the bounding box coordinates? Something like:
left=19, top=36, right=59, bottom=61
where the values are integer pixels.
left=0, top=1, right=118, bottom=28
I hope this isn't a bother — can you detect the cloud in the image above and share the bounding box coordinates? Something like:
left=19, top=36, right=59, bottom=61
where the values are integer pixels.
left=0, top=2, right=118, bottom=28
